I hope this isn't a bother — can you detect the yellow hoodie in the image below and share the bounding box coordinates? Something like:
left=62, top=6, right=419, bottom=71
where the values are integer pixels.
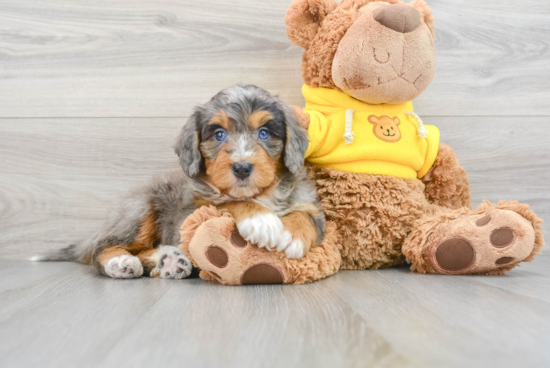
left=303, top=84, right=440, bottom=179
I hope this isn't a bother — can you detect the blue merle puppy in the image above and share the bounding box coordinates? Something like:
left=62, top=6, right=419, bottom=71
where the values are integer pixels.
left=38, top=85, right=325, bottom=279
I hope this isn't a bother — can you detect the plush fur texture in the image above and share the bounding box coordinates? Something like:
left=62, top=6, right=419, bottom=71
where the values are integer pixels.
left=279, top=0, right=544, bottom=278
left=309, top=165, right=429, bottom=270
left=421, top=143, right=471, bottom=210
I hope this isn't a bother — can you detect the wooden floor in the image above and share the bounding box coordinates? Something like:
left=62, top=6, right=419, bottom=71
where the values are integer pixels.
left=1, top=0, right=549, bottom=367
left=1, top=257, right=550, bottom=368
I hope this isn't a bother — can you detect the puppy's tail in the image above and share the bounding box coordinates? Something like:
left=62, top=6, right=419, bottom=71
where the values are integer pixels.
left=30, top=240, right=94, bottom=264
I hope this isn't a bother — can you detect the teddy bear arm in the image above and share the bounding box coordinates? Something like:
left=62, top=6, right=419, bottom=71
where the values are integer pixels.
left=421, top=143, right=471, bottom=210
left=180, top=205, right=341, bottom=285
left=293, top=105, right=310, bottom=130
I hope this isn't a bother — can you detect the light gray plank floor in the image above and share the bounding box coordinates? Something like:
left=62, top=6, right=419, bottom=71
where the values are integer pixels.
left=1, top=257, right=549, bottom=368
left=1, top=0, right=549, bottom=367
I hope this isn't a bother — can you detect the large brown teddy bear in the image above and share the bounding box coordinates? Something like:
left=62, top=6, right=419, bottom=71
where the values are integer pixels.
left=179, top=0, right=544, bottom=284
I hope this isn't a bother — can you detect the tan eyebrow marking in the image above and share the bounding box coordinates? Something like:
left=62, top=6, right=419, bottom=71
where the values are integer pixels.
left=209, top=110, right=231, bottom=130
left=247, top=110, right=273, bottom=130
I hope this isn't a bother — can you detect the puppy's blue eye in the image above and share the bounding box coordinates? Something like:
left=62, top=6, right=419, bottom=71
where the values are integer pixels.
left=258, top=128, right=269, bottom=140
left=215, top=130, right=226, bottom=141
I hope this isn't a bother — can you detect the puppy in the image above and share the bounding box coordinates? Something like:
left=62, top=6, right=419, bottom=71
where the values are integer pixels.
left=39, top=85, right=325, bottom=279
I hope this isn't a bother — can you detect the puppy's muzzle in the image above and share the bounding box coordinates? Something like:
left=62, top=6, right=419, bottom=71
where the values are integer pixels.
left=232, top=162, right=254, bottom=180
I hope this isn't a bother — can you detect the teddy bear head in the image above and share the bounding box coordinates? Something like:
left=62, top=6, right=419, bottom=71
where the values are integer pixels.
left=286, top=0, right=436, bottom=104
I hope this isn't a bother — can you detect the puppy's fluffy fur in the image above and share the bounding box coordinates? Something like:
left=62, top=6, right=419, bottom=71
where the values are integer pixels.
left=40, top=85, right=325, bottom=279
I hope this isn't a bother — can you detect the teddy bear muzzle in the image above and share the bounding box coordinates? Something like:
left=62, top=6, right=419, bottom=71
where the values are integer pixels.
left=373, top=4, right=421, bottom=34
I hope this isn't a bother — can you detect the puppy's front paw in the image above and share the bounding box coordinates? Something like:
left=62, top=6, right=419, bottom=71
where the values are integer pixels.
left=278, top=231, right=305, bottom=259
left=237, top=213, right=284, bottom=251
left=105, top=255, right=143, bottom=279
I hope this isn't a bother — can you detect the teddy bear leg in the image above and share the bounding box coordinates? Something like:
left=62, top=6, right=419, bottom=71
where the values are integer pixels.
left=403, top=200, right=544, bottom=275
left=179, top=206, right=340, bottom=285
left=421, top=143, right=471, bottom=210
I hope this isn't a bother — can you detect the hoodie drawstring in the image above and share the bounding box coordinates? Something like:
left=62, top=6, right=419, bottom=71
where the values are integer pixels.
left=343, top=109, right=355, bottom=145
left=404, top=111, right=428, bottom=138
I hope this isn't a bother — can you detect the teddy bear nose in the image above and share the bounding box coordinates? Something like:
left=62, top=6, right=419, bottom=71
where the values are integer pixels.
left=373, top=4, right=421, bottom=34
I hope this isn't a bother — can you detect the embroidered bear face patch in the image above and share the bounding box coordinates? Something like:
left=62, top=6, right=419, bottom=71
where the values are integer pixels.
left=368, top=115, right=402, bottom=143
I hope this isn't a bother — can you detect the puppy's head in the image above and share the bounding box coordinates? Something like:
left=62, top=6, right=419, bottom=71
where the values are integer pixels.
left=175, top=85, right=309, bottom=199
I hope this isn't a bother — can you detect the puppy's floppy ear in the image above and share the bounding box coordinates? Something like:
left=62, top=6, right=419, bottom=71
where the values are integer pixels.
left=411, top=0, right=435, bottom=40
left=174, top=109, right=203, bottom=177
left=283, top=106, right=310, bottom=175
left=285, top=0, right=338, bottom=49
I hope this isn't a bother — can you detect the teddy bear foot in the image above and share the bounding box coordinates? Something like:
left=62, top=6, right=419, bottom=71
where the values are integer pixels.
left=404, top=201, right=544, bottom=275
left=188, top=216, right=291, bottom=285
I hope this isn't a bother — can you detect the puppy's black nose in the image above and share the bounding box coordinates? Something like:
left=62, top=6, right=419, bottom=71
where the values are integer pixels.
left=232, top=162, right=254, bottom=180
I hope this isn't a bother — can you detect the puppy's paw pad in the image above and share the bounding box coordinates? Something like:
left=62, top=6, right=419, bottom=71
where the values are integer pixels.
left=156, top=246, right=193, bottom=279
left=106, top=255, right=143, bottom=279
left=237, top=213, right=284, bottom=251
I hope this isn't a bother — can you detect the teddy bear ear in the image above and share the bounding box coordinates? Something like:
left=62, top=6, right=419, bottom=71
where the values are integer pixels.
left=368, top=115, right=379, bottom=124
left=285, top=0, right=339, bottom=49
left=411, top=0, right=435, bottom=40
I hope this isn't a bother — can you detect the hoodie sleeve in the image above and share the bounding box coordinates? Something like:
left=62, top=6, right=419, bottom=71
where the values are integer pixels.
left=304, top=110, right=331, bottom=159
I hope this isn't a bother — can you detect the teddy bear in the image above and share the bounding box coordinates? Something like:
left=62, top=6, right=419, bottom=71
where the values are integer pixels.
left=178, top=0, right=544, bottom=284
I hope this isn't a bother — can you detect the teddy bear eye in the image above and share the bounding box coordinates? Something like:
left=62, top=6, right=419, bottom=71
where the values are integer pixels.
left=380, top=127, right=383, bottom=130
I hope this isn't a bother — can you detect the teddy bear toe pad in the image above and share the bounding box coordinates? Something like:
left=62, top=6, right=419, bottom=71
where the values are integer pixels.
left=427, top=209, right=536, bottom=275
left=188, top=218, right=288, bottom=285
left=241, top=264, right=284, bottom=285
left=434, top=237, right=475, bottom=272
left=205, top=246, right=229, bottom=268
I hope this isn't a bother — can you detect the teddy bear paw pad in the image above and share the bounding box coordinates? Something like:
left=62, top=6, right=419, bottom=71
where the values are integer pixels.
left=428, top=209, right=536, bottom=275
left=241, top=264, right=284, bottom=285
left=434, top=237, right=475, bottom=272
left=189, top=219, right=289, bottom=285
